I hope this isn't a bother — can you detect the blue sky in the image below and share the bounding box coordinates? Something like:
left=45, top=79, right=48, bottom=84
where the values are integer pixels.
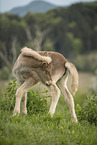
left=0, top=0, right=96, bottom=12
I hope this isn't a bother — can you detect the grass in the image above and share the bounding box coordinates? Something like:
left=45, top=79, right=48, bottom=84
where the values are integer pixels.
left=0, top=105, right=97, bottom=145
left=0, top=114, right=97, bottom=145
left=0, top=92, right=97, bottom=145
left=0, top=74, right=97, bottom=145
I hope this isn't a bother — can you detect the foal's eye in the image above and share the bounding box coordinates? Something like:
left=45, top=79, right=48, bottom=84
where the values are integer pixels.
left=42, top=62, right=47, bottom=68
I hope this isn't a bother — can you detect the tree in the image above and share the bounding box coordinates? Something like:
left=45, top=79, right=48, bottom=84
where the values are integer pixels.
left=26, top=25, right=50, bottom=51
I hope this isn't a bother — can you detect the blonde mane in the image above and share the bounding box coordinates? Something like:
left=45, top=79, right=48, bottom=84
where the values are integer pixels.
left=21, top=47, right=52, bottom=64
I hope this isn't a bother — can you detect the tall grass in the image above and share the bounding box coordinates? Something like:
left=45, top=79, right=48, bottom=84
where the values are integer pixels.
left=0, top=81, right=97, bottom=145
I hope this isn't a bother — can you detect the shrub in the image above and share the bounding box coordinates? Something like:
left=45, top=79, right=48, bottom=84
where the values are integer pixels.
left=27, top=89, right=50, bottom=115
left=0, top=80, right=18, bottom=111
left=0, top=80, right=50, bottom=114
left=76, top=92, right=97, bottom=125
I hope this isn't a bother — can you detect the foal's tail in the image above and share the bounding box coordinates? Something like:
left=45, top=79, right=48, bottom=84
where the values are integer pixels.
left=65, top=62, right=79, bottom=95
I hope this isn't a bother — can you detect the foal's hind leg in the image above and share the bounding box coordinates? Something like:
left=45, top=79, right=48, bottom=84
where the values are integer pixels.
left=14, top=77, right=36, bottom=115
left=48, top=83, right=61, bottom=117
left=57, top=76, right=77, bottom=122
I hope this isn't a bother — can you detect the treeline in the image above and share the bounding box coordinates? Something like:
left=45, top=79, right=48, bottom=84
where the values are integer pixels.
left=0, top=2, right=97, bottom=74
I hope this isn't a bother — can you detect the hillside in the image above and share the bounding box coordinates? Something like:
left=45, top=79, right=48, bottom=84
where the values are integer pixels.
left=9, top=0, right=57, bottom=16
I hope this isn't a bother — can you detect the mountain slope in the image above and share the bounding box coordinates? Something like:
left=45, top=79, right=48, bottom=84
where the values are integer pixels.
left=9, top=0, right=57, bottom=16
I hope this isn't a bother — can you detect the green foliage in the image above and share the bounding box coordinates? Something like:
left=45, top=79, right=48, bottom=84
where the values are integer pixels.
left=73, top=52, right=97, bottom=72
left=72, top=38, right=82, bottom=54
left=0, top=80, right=50, bottom=115
left=68, top=21, right=77, bottom=29
left=75, top=92, right=87, bottom=107
left=0, top=80, right=18, bottom=111
left=0, top=81, right=97, bottom=144
left=76, top=92, right=97, bottom=125
left=0, top=95, right=97, bottom=145
left=43, top=38, right=54, bottom=51
left=27, top=89, right=50, bottom=115
left=64, top=32, right=83, bottom=56
left=0, top=111, right=97, bottom=145
left=0, top=2, right=97, bottom=71
left=0, top=67, right=11, bottom=80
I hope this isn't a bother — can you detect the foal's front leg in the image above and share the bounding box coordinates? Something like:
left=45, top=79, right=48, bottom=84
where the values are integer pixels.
left=49, top=83, right=61, bottom=117
left=14, top=78, right=35, bottom=115
left=14, top=86, right=25, bottom=115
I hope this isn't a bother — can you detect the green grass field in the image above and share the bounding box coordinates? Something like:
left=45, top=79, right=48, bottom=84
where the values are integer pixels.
left=0, top=73, right=97, bottom=145
left=0, top=96, right=97, bottom=145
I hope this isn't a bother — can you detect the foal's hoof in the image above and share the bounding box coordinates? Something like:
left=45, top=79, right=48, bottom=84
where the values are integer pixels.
left=13, top=110, right=20, bottom=116
left=72, top=117, right=78, bottom=123
left=48, top=112, right=53, bottom=117
left=21, top=110, right=27, bottom=115
left=13, top=113, right=19, bottom=117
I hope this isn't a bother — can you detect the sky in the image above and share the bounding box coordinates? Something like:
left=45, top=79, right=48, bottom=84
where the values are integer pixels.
left=0, top=0, right=96, bottom=12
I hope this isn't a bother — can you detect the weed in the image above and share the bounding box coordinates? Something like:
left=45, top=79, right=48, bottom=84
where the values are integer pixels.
left=27, top=89, right=51, bottom=115
left=76, top=91, right=97, bottom=125
left=0, top=80, right=18, bottom=111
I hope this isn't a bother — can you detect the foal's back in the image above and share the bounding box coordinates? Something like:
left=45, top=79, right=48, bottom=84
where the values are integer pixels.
left=13, top=50, right=67, bottom=84
left=38, top=51, right=67, bottom=82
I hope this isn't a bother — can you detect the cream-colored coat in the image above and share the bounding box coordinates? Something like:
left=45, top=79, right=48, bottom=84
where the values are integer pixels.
left=13, top=47, right=79, bottom=122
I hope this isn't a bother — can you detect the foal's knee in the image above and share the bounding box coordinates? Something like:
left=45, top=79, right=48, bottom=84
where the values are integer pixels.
left=16, top=88, right=24, bottom=98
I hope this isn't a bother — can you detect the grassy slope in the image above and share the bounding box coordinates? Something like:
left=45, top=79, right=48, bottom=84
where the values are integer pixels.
left=0, top=96, right=97, bottom=145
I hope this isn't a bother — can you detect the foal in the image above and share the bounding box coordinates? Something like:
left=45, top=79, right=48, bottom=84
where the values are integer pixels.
left=13, top=47, right=79, bottom=122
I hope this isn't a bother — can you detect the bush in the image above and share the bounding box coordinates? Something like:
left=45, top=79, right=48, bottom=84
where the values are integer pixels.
left=76, top=92, right=97, bottom=125
left=0, top=80, right=18, bottom=111
left=27, top=89, right=50, bottom=115
left=0, top=80, right=50, bottom=114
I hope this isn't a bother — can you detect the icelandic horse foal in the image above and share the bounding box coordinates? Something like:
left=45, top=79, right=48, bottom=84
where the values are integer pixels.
left=13, top=47, right=79, bottom=122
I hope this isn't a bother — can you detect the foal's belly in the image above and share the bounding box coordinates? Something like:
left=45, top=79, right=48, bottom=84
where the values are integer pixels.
left=52, top=70, right=65, bottom=83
